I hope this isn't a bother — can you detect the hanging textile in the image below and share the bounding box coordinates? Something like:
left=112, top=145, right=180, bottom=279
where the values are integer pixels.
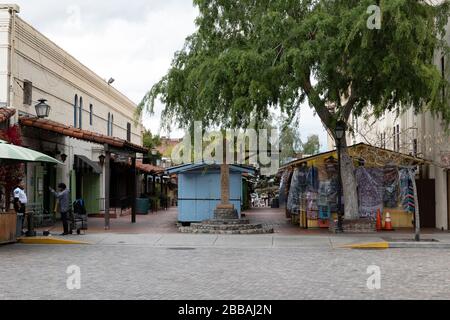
left=287, top=168, right=302, bottom=215
left=306, top=166, right=319, bottom=192
left=399, top=168, right=416, bottom=214
left=306, top=191, right=319, bottom=219
left=383, top=166, right=399, bottom=208
left=356, top=167, right=384, bottom=218
left=278, top=170, right=291, bottom=209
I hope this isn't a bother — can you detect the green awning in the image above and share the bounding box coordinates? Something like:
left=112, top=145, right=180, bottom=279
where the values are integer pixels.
left=0, top=140, right=62, bottom=165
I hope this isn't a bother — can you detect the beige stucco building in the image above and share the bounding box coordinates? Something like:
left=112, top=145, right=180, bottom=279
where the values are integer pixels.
left=0, top=4, right=146, bottom=217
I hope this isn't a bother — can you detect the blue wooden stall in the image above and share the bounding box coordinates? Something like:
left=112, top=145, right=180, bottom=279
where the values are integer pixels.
left=167, top=163, right=256, bottom=223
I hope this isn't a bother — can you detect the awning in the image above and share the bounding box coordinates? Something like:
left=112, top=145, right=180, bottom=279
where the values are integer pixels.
left=74, top=155, right=102, bottom=174
left=19, top=116, right=148, bottom=154
left=0, top=108, right=16, bottom=124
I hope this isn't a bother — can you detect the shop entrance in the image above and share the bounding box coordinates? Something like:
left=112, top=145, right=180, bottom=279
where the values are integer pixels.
left=416, top=179, right=436, bottom=228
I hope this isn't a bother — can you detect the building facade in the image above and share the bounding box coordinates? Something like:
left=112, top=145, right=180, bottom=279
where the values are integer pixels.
left=0, top=4, right=145, bottom=217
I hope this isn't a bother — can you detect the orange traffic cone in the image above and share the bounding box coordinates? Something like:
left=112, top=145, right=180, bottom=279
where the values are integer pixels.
left=376, top=209, right=383, bottom=232
left=384, top=212, right=394, bottom=231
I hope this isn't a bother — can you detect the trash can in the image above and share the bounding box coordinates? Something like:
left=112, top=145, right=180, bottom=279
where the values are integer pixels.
left=135, top=198, right=150, bottom=215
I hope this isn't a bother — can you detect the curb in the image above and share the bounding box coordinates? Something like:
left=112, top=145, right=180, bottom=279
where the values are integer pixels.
left=342, top=241, right=450, bottom=250
left=17, top=237, right=90, bottom=245
left=342, top=242, right=389, bottom=250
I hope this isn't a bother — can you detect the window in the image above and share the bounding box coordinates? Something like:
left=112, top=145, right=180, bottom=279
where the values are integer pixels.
left=23, top=81, right=32, bottom=105
left=413, top=139, right=418, bottom=156
left=110, top=114, right=114, bottom=136
left=89, top=104, right=93, bottom=126
left=126, top=122, right=131, bottom=142
left=79, top=97, right=83, bottom=129
left=74, top=95, right=78, bottom=128
left=396, top=125, right=400, bottom=152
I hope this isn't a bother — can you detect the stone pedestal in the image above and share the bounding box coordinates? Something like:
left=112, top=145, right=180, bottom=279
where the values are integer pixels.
left=214, top=208, right=238, bottom=220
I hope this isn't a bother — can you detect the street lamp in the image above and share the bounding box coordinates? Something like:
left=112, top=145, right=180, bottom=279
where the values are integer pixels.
left=334, top=120, right=347, bottom=233
left=35, top=99, right=51, bottom=118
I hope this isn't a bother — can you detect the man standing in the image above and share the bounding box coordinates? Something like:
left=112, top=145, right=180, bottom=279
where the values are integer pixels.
left=13, top=181, right=27, bottom=236
left=49, top=183, right=71, bottom=236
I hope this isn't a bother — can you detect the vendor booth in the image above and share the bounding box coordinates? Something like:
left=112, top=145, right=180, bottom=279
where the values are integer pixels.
left=279, top=143, right=429, bottom=231
left=167, top=163, right=256, bottom=223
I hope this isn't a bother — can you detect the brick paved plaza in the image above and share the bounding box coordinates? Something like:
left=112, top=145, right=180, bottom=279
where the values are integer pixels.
left=1, top=208, right=450, bottom=300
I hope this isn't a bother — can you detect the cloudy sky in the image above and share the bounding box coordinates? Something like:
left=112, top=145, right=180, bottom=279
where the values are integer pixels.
left=14, top=0, right=328, bottom=150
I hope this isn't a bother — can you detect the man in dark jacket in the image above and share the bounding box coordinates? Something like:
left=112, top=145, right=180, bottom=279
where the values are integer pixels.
left=50, top=183, right=71, bottom=236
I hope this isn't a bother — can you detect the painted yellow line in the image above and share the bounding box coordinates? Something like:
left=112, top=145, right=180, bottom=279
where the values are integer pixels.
left=341, top=242, right=390, bottom=250
left=17, top=237, right=90, bottom=245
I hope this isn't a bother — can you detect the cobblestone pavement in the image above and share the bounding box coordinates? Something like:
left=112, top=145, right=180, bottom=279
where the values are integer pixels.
left=5, top=207, right=450, bottom=300
left=1, top=234, right=450, bottom=300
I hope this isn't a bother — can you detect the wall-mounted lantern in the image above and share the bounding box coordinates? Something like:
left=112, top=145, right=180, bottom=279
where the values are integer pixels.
left=35, top=99, right=51, bottom=119
left=99, top=154, right=106, bottom=166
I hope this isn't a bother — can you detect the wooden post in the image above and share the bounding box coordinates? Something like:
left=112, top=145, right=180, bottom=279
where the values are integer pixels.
left=217, top=137, right=233, bottom=210
left=104, top=144, right=111, bottom=230
left=131, top=156, right=137, bottom=224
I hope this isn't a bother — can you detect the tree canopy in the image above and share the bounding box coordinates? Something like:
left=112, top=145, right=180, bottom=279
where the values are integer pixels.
left=140, top=0, right=450, bottom=134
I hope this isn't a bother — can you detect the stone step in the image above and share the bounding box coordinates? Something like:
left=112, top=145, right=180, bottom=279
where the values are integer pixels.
left=190, top=223, right=263, bottom=231
left=201, top=219, right=250, bottom=225
left=179, top=227, right=274, bottom=235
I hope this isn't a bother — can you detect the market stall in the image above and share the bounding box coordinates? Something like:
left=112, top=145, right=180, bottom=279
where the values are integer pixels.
left=279, top=143, right=429, bottom=231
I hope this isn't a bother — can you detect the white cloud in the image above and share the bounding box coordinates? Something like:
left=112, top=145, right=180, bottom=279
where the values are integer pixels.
left=13, top=0, right=328, bottom=147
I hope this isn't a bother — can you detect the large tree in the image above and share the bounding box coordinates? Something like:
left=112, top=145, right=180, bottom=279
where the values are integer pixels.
left=140, top=0, right=450, bottom=219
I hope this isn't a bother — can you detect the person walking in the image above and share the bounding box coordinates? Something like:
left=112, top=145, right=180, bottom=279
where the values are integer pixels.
left=49, top=183, right=71, bottom=236
left=13, top=181, right=27, bottom=236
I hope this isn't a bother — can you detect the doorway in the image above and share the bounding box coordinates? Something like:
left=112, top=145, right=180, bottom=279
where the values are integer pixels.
left=416, top=179, right=436, bottom=229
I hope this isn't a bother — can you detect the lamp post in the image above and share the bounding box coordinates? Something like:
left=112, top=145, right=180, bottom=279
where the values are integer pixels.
left=334, top=120, right=347, bottom=234
left=35, top=99, right=51, bottom=118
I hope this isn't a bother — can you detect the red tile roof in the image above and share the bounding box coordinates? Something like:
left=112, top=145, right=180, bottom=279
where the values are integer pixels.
left=0, top=108, right=16, bottom=124
left=19, top=116, right=148, bottom=154
left=135, top=160, right=165, bottom=174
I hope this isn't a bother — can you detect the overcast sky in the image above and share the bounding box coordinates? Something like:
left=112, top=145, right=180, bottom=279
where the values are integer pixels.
left=14, top=0, right=328, bottom=150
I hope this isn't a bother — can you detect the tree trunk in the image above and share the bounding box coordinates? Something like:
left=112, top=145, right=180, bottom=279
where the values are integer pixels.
left=340, top=139, right=359, bottom=220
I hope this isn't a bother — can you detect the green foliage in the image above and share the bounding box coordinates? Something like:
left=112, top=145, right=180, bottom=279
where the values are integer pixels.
left=140, top=0, right=450, bottom=133
left=302, top=135, right=321, bottom=156
left=142, top=130, right=162, bottom=151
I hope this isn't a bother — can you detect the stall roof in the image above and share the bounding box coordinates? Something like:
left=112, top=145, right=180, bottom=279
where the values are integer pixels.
left=279, top=143, right=430, bottom=171
left=167, top=163, right=257, bottom=175
left=0, top=108, right=16, bottom=124
left=20, top=116, right=148, bottom=154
